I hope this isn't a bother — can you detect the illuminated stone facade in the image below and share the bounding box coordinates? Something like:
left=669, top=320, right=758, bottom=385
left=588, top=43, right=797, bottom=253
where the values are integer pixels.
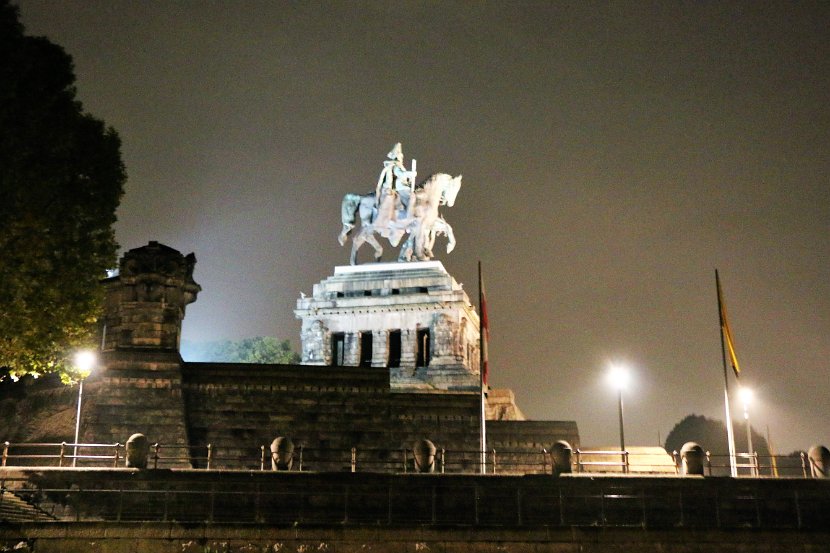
left=295, top=261, right=481, bottom=391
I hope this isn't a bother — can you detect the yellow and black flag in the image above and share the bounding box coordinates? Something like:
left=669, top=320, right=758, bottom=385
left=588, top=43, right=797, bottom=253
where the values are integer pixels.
left=716, top=270, right=740, bottom=377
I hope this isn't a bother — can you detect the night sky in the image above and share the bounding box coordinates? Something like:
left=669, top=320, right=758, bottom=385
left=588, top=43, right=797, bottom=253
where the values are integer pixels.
left=17, top=1, right=829, bottom=453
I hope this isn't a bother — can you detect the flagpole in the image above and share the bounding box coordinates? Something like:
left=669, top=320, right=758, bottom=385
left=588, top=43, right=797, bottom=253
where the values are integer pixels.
left=716, top=269, right=738, bottom=477
left=478, top=261, right=487, bottom=475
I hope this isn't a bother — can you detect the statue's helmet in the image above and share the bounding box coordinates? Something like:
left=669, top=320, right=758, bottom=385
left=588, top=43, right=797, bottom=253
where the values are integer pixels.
left=387, top=142, right=403, bottom=161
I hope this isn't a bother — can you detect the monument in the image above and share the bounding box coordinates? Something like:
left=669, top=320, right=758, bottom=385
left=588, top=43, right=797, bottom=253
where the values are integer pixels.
left=338, top=143, right=461, bottom=264
left=300, top=144, right=477, bottom=391
left=1, top=144, right=578, bottom=474
left=4, top=147, right=830, bottom=553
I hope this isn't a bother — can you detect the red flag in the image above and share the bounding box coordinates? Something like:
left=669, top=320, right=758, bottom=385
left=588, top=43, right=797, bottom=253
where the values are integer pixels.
left=479, top=268, right=489, bottom=387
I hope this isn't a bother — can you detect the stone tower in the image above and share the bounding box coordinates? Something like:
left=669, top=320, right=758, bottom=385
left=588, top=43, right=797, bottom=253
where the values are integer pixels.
left=84, top=241, right=200, bottom=465
left=295, top=261, right=481, bottom=391
left=100, top=241, right=201, bottom=353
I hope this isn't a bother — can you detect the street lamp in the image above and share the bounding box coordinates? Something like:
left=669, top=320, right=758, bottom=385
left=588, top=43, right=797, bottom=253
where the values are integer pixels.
left=72, top=350, right=97, bottom=467
left=739, top=386, right=755, bottom=475
left=607, top=364, right=630, bottom=471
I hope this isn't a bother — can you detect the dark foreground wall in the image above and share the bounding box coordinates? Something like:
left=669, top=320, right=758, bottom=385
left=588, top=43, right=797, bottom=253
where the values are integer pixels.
left=2, top=469, right=829, bottom=552
left=4, top=524, right=829, bottom=553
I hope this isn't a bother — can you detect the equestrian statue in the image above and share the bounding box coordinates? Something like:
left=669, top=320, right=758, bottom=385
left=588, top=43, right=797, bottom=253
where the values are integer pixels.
left=338, top=143, right=462, bottom=265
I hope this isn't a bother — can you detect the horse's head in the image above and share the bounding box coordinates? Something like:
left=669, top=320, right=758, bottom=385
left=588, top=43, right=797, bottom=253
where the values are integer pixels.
left=441, top=174, right=462, bottom=206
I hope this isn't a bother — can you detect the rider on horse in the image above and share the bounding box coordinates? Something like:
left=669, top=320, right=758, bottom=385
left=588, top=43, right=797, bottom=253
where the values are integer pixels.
left=375, top=143, right=416, bottom=213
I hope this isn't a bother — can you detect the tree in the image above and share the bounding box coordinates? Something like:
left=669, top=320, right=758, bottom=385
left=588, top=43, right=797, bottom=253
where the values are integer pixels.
left=182, top=337, right=301, bottom=364
left=0, top=1, right=125, bottom=378
left=664, top=414, right=771, bottom=475
left=665, top=414, right=770, bottom=457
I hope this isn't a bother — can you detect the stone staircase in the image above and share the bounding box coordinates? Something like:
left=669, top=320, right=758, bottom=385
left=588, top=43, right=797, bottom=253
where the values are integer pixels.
left=0, top=489, right=55, bottom=522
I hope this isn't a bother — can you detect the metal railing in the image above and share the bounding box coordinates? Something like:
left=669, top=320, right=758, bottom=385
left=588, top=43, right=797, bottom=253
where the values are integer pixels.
left=669, top=450, right=813, bottom=478
left=574, top=449, right=631, bottom=473
left=1, top=442, right=549, bottom=474
left=0, top=441, right=822, bottom=478
left=1, top=442, right=123, bottom=468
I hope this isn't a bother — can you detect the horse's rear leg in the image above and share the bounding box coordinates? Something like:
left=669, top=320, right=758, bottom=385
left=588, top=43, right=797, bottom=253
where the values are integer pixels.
left=338, top=223, right=354, bottom=246
left=365, top=234, right=384, bottom=262
left=350, top=234, right=366, bottom=265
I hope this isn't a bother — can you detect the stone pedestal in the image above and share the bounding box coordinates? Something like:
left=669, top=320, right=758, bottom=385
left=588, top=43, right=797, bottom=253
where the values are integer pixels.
left=296, top=261, right=481, bottom=391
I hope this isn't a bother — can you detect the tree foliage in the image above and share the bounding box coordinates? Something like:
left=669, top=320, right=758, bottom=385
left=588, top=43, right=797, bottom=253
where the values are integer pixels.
left=664, top=414, right=770, bottom=457
left=182, top=337, right=301, bottom=364
left=0, top=1, right=125, bottom=377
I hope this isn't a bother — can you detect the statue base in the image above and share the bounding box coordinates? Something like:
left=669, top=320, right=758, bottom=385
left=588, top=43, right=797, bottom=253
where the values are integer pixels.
left=295, top=261, right=481, bottom=391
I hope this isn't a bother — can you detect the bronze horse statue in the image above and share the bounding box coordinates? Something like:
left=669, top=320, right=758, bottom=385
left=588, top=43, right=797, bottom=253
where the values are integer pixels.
left=338, top=173, right=462, bottom=265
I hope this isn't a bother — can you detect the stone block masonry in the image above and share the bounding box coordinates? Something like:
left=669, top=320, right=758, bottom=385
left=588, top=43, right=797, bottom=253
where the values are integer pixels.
left=296, top=262, right=482, bottom=391
left=2, top=469, right=830, bottom=552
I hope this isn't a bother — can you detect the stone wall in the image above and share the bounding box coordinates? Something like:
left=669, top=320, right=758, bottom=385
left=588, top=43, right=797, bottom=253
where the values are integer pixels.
left=1, top=244, right=579, bottom=472
left=181, top=362, right=483, bottom=471
left=1, top=360, right=578, bottom=472
left=2, top=469, right=830, bottom=553
left=5, top=525, right=830, bottom=553
left=82, top=351, right=192, bottom=468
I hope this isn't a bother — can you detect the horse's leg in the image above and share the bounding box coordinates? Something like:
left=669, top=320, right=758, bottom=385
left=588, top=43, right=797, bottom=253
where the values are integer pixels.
left=339, top=193, right=363, bottom=246
left=413, top=220, right=433, bottom=261
left=424, top=226, right=436, bottom=258
left=350, top=232, right=367, bottom=265
left=398, top=234, right=414, bottom=262
left=338, top=224, right=354, bottom=246
left=364, top=232, right=384, bottom=262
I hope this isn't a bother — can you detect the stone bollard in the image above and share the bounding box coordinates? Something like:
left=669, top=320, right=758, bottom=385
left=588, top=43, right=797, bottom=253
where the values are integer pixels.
left=808, top=445, right=830, bottom=478
left=413, top=439, right=437, bottom=473
left=680, top=442, right=705, bottom=475
left=125, top=433, right=149, bottom=469
left=270, top=437, right=294, bottom=471
left=550, top=440, right=573, bottom=476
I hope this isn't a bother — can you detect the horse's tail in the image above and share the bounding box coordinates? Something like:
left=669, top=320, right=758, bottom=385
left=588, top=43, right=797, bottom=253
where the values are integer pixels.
left=341, top=193, right=362, bottom=227
left=338, top=193, right=363, bottom=245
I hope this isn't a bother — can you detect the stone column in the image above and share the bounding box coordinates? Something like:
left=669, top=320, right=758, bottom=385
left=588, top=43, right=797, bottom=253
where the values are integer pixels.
left=371, top=330, right=387, bottom=367
left=344, top=333, right=359, bottom=366
left=400, top=329, right=416, bottom=369
left=301, top=321, right=327, bottom=365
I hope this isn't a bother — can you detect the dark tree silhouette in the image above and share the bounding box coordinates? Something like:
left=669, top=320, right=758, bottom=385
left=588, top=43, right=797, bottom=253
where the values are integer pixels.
left=665, top=414, right=770, bottom=456
left=0, top=0, right=125, bottom=378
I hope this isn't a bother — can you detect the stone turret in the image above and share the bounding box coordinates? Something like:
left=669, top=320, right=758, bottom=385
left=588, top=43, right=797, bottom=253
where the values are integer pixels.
left=84, top=242, right=199, bottom=466
left=100, top=241, right=201, bottom=352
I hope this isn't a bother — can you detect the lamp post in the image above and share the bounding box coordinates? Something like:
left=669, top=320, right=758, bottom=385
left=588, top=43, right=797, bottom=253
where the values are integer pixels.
left=72, top=350, right=97, bottom=467
left=607, top=365, right=630, bottom=472
left=739, top=386, right=755, bottom=476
